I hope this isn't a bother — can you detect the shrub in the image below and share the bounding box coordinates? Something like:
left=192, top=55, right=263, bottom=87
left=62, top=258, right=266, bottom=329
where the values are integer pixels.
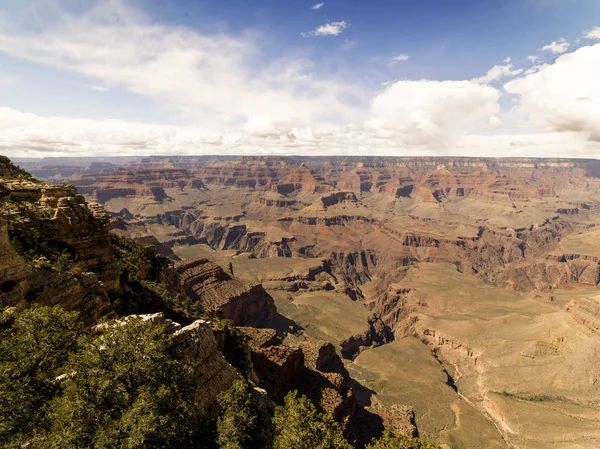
left=272, top=391, right=351, bottom=449
left=217, top=380, right=258, bottom=449
left=43, top=316, right=209, bottom=448
left=0, top=306, right=80, bottom=448
left=366, top=430, right=442, bottom=449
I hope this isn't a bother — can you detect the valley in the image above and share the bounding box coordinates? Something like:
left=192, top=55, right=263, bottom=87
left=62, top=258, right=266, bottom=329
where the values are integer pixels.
left=9, top=155, right=600, bottom=448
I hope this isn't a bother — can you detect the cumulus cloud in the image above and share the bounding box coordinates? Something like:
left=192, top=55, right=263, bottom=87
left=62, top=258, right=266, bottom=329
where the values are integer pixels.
left=0, top=106, right=222, bottom=155
left=505, top=44, right=600, bottom=139
left=367, top=79, right=501, bottom=145
left=527, top=55, right=538, bottom=63
left=391, top=54, right=409, bottom=63
left=302, top=21, right=348, bottom=37
left=539, top=38, right=570, bottom=54
left=585, top=27, right=600, bottom=40
left=2, top=104, right=598, bottom=159
left=1, top=0, right=598, bottom=159
left=0, top=1, right=362, bottom=132
left=472, top=60, right=523, bottom=84
left=242, top=114, right=295, bottom=139
left=310, top=3, right=324, bottom=10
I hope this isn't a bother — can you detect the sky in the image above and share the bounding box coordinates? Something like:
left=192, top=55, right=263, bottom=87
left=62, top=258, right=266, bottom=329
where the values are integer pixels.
left=0, top=0, right=599, bottom=158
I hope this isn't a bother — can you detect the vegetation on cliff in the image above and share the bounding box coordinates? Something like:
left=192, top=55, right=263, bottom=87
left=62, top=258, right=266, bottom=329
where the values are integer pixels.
left=217, top=379, right=263, bottom=449
left=110, top=234, right=205, bottom=320
left=0, top=157, right=444, bottom=448
left=365, top=431, right=441, bottom=449
left=272, top=391, right=350, bottom=449
left=0, top=155, right=33, bottom=181
left=0, top=307, right=208, bottom=448
left=0, top=305, right=440, bottom=448
left=0, top=306, right=79, bottom=447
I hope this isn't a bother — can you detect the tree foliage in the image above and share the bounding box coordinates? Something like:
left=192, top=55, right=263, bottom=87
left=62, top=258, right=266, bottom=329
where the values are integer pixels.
left=217, top=380, right=258, bottom=449
left=0, top=306, right=80, bottom=448
left=272, top=390, right=351, bottom=449
left=43, top=316, right=208, bottom=449
left=0, top=305, right=445, bottom=449
left=366, top=430, right=442, bottom=449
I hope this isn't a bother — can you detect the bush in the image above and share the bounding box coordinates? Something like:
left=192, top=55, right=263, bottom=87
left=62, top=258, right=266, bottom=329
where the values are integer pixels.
left=43, top=316, right=209, bottom=448
left=0, top=306, right=80, bottom=448
left=366, top=431, right=442, bottom=449
left=272, top=391, right=351, bottom=449
left=217, top=380, right=259, bottom=449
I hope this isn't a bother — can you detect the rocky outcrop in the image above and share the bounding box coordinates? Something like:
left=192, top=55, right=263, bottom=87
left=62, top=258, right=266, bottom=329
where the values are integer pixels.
left=321, top=191, right=358, bottom=207
left=93, top=313, right=240, bottom=412
left=173, top=319, right=241, bottom=411
left=565, top=296, right=600, bottom=332
left=241, top=329, right=357, bottom=428
left=176, top=259, right=276, bottom=326
left=497, top=259, right=600, bottom=292
left=180, top=215, right=294, bottom=257
left=340, top=316, right=395, bottom=360
left=327, top=250, right=378, bottom=299
left=252, top=344, right=306, bottom=400
left=1, top=181, right=119, bottom=289
left=0, top=218, right=31, bottom=303
left=0, top=160, right=120, bottom=323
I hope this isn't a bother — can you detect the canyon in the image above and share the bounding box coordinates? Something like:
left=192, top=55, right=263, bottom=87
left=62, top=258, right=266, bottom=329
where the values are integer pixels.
left=7, top=154, right=600, bottom=448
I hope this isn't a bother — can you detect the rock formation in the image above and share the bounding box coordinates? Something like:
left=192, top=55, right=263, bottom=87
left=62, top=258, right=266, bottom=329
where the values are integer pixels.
left=176, top=259, right=276, bottom=326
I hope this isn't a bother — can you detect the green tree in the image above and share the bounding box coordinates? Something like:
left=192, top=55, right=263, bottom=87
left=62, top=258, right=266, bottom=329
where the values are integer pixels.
left=366, top=430, right=442, bottom=449
left=272, top=391, right=351, bottom=449
left=0, top=306, right=80, bottom=448
left=217, top=379, right=258, bottom=449
left=43, top=316, right=209, bottom=449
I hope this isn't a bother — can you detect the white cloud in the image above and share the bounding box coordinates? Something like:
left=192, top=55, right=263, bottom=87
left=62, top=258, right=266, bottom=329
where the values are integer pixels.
left=0, top=0, right=598, bottom=159
left=0, top=1, right=362, bottom=132
left=1, top=104, right=598, bottom=159
left=539, top=38, right=570, bottom=54
left=585, top=27, right=600, bottom=40
left=505, top=44, right=600, bottom=139
left=0, top=106, right=220, bottom=155
left=242, top=114, right=295, bottom=139
left=367, top=79, right=501, bottom=145
left=391, top=54, right=409, bottom=63
left=472, top=60, right=523, bottom=84
left=527, top=55, right=538, bottom=63
left=302, top=21, right=348, bottom=37
left=310, top=3, right=324, bottom=10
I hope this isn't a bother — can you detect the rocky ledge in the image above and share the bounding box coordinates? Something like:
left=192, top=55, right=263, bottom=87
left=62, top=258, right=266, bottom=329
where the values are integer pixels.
left=176, top=258, right=276, bottom=326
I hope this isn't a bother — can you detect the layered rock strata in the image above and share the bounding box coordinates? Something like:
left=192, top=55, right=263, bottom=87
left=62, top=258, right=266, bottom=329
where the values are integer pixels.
left=176, top=259, right=276, bottom=326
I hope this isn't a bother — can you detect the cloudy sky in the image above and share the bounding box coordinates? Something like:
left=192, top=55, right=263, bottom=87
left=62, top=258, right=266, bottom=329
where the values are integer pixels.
left=0, top=0, right=599, bottom=158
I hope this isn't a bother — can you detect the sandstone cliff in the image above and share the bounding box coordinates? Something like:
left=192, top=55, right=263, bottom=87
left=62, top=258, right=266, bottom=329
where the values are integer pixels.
left=1, top=158, right=119, bottom=324
left=176, top=258, right=276, bottom=326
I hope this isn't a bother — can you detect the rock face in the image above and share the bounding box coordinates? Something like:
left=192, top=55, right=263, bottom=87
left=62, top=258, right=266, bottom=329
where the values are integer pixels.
left=176, top=259, right=276, bottom=326
left=241, top=328, right=357, bottom=430
left=172, top=319, right=240, bottom=411
left=0, top=158, right=119, bottom=324
left=565, top=295, right=600, bottom=332
left=0, top=217, right=30, bottom=299
left=93, top=313, right=240, bottom=412
left=340, top=316, right=395, bottom=359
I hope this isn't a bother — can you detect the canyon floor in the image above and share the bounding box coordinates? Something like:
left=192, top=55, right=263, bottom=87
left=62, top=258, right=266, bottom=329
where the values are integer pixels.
left=20, top=155, right=600, bottom=448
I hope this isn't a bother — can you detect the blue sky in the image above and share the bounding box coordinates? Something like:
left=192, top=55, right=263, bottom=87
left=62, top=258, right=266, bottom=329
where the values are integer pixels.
left=0, top=0, right=599, bottom=157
